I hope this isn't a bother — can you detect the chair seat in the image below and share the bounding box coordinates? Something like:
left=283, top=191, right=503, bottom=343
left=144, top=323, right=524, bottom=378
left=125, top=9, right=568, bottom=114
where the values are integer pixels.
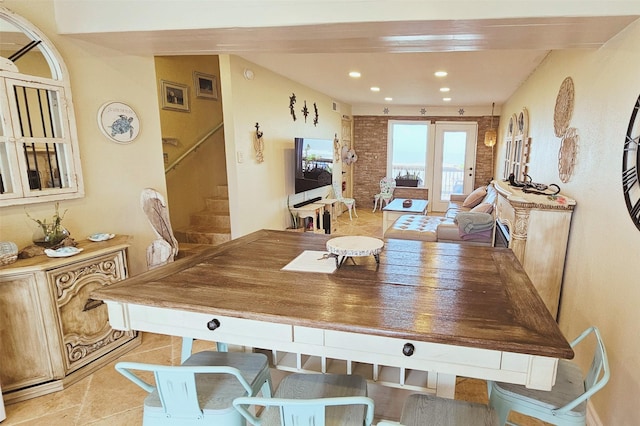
left=145, top=351, right=270, bottom=414
left=399, top=394, right=498, bottom=426
left=260, top=373, right=368, bottom=426
left=491, top=359, right=586, bottom=417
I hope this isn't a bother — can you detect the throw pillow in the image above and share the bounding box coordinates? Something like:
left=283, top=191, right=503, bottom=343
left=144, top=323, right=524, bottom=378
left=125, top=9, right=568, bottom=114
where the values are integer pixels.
left=471, top=202, right=493, bottom=214
left=462, top=186, right=487, bottom=208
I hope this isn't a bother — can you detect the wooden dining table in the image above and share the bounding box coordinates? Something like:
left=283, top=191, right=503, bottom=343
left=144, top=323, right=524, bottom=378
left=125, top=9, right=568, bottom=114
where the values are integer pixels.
left=93, top=229, right=573, bottom=398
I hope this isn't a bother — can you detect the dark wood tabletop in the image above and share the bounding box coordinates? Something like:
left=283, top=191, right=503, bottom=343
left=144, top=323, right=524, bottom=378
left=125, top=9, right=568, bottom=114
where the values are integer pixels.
left=93, top=229, right=573, bottom=359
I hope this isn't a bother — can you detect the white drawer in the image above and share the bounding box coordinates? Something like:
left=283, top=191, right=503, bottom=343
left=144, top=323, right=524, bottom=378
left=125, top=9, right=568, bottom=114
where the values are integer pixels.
left=128, top=305, right=292, bottom=344
left=324, top=330, right=501, bottom=369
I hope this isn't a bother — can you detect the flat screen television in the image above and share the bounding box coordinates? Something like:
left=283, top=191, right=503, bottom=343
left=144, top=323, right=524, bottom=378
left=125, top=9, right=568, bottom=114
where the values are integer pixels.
left=294, top=137, right=333, bottom=194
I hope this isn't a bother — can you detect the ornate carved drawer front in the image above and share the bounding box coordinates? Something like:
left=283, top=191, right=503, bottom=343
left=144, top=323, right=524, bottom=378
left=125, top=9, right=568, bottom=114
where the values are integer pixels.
left=47, top=250, right=136, bottom=374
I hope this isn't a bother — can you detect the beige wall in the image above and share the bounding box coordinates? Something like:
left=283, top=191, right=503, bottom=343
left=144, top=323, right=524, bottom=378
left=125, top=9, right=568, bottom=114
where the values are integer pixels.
left=1, top=1, right=166, bottom=276
left=220, top=55, right=350, bottom=236
left=496, top=19, right=640, bottom=425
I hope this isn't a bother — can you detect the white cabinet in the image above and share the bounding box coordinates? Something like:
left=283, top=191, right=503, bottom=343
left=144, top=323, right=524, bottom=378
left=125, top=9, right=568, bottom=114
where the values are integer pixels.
left=493, top=180, right=575, bottom=318
left=0, top=236, right=140, bottom=403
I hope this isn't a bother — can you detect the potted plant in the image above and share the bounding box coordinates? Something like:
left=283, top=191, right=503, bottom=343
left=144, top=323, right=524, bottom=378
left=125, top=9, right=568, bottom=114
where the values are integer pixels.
left=286, top=196, right=304, bottom=232
left=25, top=202, right=71, bottom=248
left=395, top=170, right=422, bottom=187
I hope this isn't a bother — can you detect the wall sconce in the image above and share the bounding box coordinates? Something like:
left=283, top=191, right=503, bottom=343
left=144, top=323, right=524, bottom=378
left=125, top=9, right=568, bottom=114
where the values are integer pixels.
left=484, top=102, right=497, bottom=147
left=254, top=122, right=264, bottom=163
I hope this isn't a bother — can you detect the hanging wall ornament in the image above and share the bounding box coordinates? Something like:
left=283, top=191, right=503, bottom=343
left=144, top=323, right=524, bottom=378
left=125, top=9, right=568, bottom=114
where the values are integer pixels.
left=554, top=77, right=574, bottom=137
left=558, top=127, right=578, bottom=183
left=334, top=134, right=340, bottom=162
left=301, top=100, right=309, bottom=122
left=289, top=93, right=297, bottom=121
left=313, top=103, right=319, bottom=126
left=253, top=122, right=264, bottom=163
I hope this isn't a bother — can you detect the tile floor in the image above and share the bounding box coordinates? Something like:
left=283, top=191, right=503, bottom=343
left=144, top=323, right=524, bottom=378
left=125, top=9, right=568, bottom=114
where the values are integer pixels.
left=2, top=209, right=548, bottom=425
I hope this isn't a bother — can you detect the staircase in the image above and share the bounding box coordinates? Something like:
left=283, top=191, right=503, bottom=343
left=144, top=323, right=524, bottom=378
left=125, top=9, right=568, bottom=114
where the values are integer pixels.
left=174, top=185, right=231, bottom=246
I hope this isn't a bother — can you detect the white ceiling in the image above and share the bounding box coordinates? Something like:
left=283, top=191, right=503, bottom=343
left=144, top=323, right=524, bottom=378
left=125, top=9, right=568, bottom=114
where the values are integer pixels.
left=59, top=14, right=639, bottom=109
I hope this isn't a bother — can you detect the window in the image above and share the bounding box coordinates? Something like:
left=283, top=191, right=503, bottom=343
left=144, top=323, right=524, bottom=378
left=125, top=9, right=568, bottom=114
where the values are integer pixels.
left=387, top=121, right=428, bottom=187
left=502, top=109, right=530, bottom=181
left=0, top=6, right=83, bottom=206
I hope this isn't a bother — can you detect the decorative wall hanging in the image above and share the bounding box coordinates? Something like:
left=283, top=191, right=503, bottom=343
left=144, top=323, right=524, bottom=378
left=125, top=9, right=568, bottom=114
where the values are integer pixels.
left=558, top=127, right=578, bottom=183
left=301, top=100, right=309, bottom=122
left=161, top=80, right=190, bottom=112
left=97, top=101, right=140, bottom=144
left=333, top=133, right=340, bottom=162
left=554, top=77, right=574, bottom=137
left=313, top=103, right=319, bottom=126
left=289, top=93, right=297, bottom=121
left=193, top=71, right=218, bottom=100
left=254, top=122, right=264, bottom=163
left=554, top=76, right=578, bottom=183
left=503, top=109, right=530, bottom=182
left=342, top=146, right=358, bottom=165
left=622, top=94, right=640, bottom=230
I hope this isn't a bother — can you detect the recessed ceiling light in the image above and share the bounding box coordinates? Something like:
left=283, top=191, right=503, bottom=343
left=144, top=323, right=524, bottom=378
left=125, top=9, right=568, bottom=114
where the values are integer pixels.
left=435, top=71, right=448, bottom=77
left=370, top=87, right=380, bottom=92
left=443, top=97, right=452, bottom=102
left=384, top=97, right=393, bottom=101
left=349, top=71, right=361, bottom=78
left=440, top=87, right=450, bottom=92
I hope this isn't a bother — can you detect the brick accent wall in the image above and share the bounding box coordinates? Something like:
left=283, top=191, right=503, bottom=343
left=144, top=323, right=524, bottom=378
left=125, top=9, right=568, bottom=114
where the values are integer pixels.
left=353, top=115, right=499, bottom=209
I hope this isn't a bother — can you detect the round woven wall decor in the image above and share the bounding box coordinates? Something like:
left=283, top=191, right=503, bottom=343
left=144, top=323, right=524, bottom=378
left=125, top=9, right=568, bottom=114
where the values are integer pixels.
left=558, top=127, right=578, bottom=183
left=554, top=77, right=574, bottom=137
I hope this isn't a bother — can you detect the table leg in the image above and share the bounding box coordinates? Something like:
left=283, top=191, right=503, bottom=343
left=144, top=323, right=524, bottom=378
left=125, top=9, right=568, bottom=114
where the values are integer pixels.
left=373, top=253, right=380, bottom=264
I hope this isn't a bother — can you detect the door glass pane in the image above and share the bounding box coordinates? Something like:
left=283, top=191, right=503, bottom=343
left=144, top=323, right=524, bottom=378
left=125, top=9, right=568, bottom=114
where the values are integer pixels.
left=440, top=131, right=466, bottom=201
left=13, top=85, right=63, bottom=138
left=391, top=124, right=427, bottom=187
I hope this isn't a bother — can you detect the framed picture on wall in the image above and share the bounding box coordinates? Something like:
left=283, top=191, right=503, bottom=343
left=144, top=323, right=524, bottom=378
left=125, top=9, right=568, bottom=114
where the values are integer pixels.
left=193, top=71, right=218, bottom=100
left=161, top=80, right=190, bottom=112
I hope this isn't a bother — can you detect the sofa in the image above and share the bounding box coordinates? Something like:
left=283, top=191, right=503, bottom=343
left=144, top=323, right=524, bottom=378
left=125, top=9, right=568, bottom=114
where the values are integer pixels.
left=384, top=183, right=498, bottom=245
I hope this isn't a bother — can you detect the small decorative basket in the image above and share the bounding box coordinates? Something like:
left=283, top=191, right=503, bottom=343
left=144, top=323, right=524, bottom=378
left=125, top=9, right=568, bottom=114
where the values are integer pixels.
left=402, top=199, right=413, bottom=208
left=0, top=241, right=19, bottom=266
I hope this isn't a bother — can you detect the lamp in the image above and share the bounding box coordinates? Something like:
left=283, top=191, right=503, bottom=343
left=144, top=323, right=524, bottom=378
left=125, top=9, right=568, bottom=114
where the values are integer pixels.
left=484, top=102, right=497, bottom=147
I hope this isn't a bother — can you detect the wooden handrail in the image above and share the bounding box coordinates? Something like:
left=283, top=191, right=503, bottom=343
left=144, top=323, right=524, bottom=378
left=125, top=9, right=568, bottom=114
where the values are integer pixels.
left=164, top=122, right=224, bottom=173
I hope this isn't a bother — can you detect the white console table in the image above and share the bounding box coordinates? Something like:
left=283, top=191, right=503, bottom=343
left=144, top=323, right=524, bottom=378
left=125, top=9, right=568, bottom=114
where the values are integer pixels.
left=493, top=180, right=576, bottom=319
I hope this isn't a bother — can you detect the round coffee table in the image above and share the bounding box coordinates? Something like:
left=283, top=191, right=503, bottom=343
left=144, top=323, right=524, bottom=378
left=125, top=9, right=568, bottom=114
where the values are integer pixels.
left=326, top=236, right=384, bottom=268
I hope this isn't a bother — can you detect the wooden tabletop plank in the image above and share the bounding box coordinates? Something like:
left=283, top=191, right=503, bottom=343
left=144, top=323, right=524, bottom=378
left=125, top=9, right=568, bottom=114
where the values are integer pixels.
left=93, top=229, right=573, bottom=359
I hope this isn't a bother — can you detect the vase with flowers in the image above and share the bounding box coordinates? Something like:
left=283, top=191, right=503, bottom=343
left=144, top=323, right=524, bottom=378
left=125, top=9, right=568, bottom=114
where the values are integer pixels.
left=26, top=202, right=70, bottom=248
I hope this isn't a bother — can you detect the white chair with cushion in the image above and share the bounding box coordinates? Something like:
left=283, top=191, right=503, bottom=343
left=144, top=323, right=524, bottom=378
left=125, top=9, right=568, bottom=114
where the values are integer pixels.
left=333, top=182, right=358, bottom=220
left=377, top=393, right=498, bottom=426
left=233, top=373, right=374, bottom=426
left=373, top=176, right=396, bottom=212
left=116, top=351, right=272, bottom=425
left=487, top=326, right=609, bottom=426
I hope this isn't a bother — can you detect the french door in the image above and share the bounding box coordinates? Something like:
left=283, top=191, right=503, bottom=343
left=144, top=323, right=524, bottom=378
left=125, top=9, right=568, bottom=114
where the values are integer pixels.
left=431, top=122, right=478, bottom=212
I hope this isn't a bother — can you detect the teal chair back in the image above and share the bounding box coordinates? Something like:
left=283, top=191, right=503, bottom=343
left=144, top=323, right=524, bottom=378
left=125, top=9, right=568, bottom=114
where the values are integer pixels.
left=116, top=351, right=271, bottom=425
left=233, top=373, right=374, bottom=426
left=488, top=326, right=610, bottom=425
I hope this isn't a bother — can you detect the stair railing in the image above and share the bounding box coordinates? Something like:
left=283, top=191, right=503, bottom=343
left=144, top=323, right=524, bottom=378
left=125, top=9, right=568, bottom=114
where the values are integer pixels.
left=165, top=122, right=224, bottom=174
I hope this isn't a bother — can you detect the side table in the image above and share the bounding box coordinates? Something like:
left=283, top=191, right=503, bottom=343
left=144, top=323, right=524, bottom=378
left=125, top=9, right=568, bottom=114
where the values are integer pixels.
left=382, top=198, right=429, bottom=233
left=291, top=203, right=325, bottom=233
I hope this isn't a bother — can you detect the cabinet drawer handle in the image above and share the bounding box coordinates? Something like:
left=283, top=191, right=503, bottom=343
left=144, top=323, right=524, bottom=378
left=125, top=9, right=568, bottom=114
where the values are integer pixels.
left=83, top=298, right=104, bottom=311
left=207, top=318, right=221, bottom=331
left=402, top=343, right=415, bottom=357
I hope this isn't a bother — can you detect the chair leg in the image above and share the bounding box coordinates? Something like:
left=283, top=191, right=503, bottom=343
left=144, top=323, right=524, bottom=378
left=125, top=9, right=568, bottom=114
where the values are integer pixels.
left=489, top=392, right=511, bottom=426
left=347, top=205, right=353, bottom=220
left=352, top=203, right=358, bottom=218
left=372, top=197, right=379, bottom=212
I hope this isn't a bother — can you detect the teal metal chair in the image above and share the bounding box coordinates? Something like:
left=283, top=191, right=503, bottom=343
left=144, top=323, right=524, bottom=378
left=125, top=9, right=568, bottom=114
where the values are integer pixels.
left=233, top=373, right=374, bottom=426
left=116, top=351, right=272, bottom=425
left=333, top=182, right=358, bottom=220
left=377, top=393, right=498, bottom=426
left=487, top=326, right=610, bottom=426
left=373, top=177, right=396, bottom=212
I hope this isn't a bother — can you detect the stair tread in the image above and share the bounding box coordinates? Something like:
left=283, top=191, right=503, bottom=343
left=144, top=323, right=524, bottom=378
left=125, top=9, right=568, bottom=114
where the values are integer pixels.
left=177, top=225, right=231, bottom=234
